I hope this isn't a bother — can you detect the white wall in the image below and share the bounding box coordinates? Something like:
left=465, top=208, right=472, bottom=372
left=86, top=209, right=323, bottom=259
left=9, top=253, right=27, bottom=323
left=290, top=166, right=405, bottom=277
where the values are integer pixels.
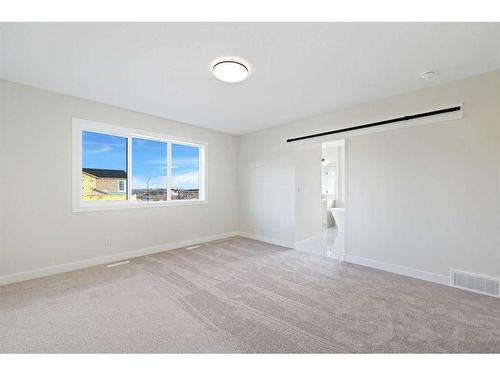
left=294, top=144, right=322, bottom=242
left=346, top=73, right=500, bottom=277
left=237, top=126, right=296, bottom=245
left=0, top=83, right=6, bottom=260
left=0, top=80, right=239, bottom=280
left=2, top=70, right=499, bottom=283
left=238, top=70, right=500, bottom=278
left=322, top=144, right=338, bottom=165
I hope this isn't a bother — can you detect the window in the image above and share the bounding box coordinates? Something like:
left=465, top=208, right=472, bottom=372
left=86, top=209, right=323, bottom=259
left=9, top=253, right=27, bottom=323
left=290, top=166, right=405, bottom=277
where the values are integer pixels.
left=81, top=131, right=128, bottom=202
left=171, top=143, right=200, bottom=200
left=73, top=119, right=206, bottom=211
left=132, top=138, right=167, bottom=202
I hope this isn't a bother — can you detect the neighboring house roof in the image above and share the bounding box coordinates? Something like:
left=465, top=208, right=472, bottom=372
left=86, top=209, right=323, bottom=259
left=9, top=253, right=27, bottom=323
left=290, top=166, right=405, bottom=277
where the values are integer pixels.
left=82, top=168, right=127, bottom=179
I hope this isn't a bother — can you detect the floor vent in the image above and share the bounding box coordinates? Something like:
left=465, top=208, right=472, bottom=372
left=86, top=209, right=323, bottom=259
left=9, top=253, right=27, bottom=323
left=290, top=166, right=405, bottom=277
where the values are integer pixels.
left=450, top=269, right=499, bottom=297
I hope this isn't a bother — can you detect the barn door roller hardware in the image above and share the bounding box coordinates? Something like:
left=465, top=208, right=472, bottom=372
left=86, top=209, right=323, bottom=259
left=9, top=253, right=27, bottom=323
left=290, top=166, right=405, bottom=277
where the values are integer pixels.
left=286, top=105, right=462, bottom=143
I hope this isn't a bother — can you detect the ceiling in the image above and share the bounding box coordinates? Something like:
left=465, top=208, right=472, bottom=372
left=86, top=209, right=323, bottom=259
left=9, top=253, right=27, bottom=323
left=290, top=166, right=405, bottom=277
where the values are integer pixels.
left=1, top=23, right=499, bottom=135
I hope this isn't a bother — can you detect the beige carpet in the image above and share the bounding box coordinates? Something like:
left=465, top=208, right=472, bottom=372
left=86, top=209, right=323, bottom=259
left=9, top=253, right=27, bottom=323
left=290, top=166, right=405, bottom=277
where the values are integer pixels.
left=1, top=236, right=499, bottom=353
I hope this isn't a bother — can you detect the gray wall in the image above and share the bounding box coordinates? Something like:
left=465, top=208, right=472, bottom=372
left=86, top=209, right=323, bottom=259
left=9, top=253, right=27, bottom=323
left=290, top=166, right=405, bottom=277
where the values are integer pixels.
left=0, top=80, right=239, bottom=278
left=239, top=70, right=500, bottom=277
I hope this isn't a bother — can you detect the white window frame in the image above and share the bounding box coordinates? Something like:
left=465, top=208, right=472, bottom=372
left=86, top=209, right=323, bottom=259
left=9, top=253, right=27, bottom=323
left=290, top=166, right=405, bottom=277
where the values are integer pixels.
left=72, top=118, right=208, bottom=212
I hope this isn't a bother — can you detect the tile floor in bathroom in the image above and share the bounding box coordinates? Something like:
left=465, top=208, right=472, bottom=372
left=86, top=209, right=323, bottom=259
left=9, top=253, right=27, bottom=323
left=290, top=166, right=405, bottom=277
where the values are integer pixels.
left=295, top=227, right=344, bottom=259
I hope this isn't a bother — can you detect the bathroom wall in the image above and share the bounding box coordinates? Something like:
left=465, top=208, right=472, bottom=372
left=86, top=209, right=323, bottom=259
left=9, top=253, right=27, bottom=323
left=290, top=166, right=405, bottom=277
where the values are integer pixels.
left=238, top=69, right=500, bottom=278
left=338, top=145, right=345, bottom=207
left=322, top=141, right=345, bottom=227
left=322, top=141, right=345, bottom=206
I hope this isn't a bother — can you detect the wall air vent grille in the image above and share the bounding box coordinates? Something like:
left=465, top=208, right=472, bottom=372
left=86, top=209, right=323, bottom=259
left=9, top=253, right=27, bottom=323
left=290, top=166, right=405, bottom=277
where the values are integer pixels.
left=450, top=269, right=499, bottom=298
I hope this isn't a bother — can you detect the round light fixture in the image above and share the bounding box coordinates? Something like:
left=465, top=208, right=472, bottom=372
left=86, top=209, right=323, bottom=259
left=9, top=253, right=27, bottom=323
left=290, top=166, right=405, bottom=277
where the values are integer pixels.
left=420, top=70, right=436, bottom=80
left=212, top=59, right=249, bottom=83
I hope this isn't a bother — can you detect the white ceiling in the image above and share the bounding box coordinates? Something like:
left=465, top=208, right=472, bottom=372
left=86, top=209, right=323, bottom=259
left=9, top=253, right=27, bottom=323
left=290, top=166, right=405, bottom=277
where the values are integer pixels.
left=1, top=23, right=499, bottom=135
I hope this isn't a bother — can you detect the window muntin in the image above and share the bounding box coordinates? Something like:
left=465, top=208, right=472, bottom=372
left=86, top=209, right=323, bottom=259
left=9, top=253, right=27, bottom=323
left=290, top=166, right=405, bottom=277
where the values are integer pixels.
left=74, top=119, right=206, bottom=211
left=81, top=131, right=128, bottom=202
left=132, top=138, right=168, bottom=202
left=171, top=143, right=200, bottom=200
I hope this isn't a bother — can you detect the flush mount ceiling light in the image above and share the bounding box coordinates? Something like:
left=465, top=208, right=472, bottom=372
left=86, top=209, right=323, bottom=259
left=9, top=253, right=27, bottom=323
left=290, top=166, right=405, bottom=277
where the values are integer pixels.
left=212, top=59, right=249, bottom=83
left=420, top=70, right=437, bottom=80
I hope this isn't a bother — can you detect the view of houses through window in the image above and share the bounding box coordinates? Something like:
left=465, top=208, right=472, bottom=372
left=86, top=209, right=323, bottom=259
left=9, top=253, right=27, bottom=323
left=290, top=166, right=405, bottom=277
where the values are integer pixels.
left=82, top=131, right=128, bottom=201
left=81, top=130, right=201, bottom=203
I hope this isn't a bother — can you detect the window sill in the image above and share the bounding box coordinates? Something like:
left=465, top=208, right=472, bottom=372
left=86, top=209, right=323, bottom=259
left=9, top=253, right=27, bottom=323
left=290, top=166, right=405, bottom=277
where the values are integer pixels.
left=73, top=199, right=208, bottom=213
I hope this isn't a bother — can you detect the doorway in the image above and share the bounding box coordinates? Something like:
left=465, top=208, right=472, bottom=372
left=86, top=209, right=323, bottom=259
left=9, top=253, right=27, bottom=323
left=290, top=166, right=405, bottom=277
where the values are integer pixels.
left=294, top=139, right=345, bottom=259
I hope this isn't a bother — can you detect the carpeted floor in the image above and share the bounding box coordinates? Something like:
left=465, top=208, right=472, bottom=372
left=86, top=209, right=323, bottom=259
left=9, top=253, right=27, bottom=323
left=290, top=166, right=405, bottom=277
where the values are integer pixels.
left=1, top=236, right=499, bottom=353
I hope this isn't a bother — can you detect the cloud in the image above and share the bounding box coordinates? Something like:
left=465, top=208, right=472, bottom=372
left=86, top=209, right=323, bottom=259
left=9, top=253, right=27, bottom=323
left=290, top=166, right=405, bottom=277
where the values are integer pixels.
left=83, top=138, right=125, bottom=155
left=172, top=171, right=199, bottom=190
left=144, top=159, right=167, bottom=165
left=139, top=159, right=167, bottom=170
left=85, top=145, right=112, bottom=155
left=171, top=157, right=199, bottom=169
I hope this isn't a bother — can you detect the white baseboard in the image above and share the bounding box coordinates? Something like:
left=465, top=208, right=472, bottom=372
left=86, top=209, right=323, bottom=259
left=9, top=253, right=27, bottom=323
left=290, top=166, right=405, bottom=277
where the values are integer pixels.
left=236, top=233, right=448, bottom=286
left=343, top=253, right=449, bottom=286
left=0, top=231, right=239, bottom=286
left=0, top=231, right=450, bottom=289
left=237, top=232, right=294, bottom=248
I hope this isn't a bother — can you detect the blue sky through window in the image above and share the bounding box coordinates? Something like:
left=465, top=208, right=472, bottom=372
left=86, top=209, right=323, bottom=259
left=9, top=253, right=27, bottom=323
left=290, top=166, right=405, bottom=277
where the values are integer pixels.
left=132, top=138, right=167, bottom=190
left=82, top=131, right=127, bottom=171
left=172, top=143, right=199, bottom=190
left=82, top=131, right=199, bottom=190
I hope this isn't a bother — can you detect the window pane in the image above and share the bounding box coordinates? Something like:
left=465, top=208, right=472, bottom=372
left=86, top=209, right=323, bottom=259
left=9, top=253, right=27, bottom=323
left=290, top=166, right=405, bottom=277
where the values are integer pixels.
left=171, top=143, right=200, bottom=200
left=132, top=138, right=167, bottom=201
left=82, top=131, right=127, bottom=202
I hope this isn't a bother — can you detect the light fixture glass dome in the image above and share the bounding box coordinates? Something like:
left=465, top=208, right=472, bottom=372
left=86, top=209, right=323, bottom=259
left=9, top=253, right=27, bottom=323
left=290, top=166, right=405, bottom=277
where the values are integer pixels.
left=212, top=59, right=249, bottom=83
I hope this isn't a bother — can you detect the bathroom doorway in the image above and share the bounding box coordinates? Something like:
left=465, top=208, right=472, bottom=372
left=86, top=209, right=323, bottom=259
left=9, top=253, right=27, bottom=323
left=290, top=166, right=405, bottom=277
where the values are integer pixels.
left=294, top=139, right=345, bottom=259
left=320, top=139, right=345, bottom=258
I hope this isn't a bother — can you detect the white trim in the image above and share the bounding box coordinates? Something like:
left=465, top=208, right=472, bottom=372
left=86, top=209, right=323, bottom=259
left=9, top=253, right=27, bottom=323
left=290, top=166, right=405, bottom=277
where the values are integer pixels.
left=127, top=136, right=132, bottom=199
left=237, top=232, right=295, bottom=248
left=166, top=141, right=172, bottom=201
left=236, top=233, right=498, bottom=297
left=72, top=118, right=207, bottom=212
left=199, top=144, right=207, bottom=201
left=106, top=260, right=130, bottom=268
left=238, top=233, right=446, bottom=287
left=74, top=198, right=209, bottom=212
left=342, top=254, right=449, bottom=285
left=72, top=124, right=83, bottom=212
left=0, top=231, right=239, bottom=286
